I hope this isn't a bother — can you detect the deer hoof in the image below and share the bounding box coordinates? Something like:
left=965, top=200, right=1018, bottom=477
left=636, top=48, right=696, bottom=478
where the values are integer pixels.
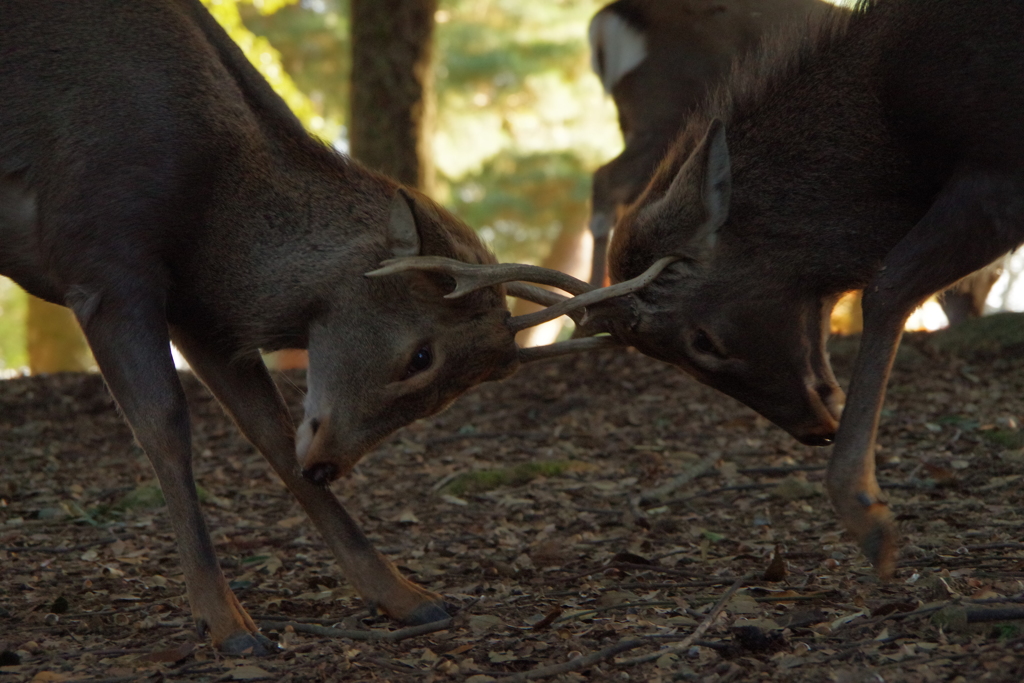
left=859, top=513, right=899, bottom=580
left=219, top=631, right=279, bottom=656
left=404, top=600, right=452, bottom=625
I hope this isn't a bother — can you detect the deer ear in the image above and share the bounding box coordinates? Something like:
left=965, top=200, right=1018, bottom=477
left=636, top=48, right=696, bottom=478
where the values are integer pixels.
left=649, top=119, right=730, bottom=257
left=386, top=188, right=422, bottom=258
left=700, top=119, right=731, bottom=238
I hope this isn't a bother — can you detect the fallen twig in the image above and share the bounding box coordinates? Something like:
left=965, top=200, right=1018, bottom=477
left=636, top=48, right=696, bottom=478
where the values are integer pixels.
left=1, top=532, right=136, bottom=554
left=836, top=594, right=1024, bottom=634
left=654, top=484, right=774, bottom=509
left=552, top=600, right=678, bottom=625
left=493, top=638, right=652, bottom=683
left=962, top=606, right=1024, bottom=622
left=638, top=452, right=721, bottom=505
left=493, top=574, right=752, bottom=682
left=613, top=574, right=751, bottom=667
left=249, top=613, right=365, bottom=625
left=560, top=561, right=699, bottom=584
left=259, top=617, right=453, bottom=642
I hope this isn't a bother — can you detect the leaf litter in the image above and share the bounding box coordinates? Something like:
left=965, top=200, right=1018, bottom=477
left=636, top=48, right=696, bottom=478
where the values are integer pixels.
left=1, top=316, right=1024, bottom=681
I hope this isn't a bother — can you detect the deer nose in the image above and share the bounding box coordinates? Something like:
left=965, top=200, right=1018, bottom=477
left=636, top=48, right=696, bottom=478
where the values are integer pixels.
left=789, top=381, right=842, bottom=446
left=303, top=462, right=338, bottom=485
left=800, top=433, right=834, bottom=447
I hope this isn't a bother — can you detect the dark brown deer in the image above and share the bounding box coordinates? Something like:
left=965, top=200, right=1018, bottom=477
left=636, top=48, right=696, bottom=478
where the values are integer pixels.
left=0, top=0, right=663, bottom=654
left=590, top=0, right=1024, bottom=577
left=588, top=0, right=1005, bottom=328
left=587, top=0, right=836, bottom=286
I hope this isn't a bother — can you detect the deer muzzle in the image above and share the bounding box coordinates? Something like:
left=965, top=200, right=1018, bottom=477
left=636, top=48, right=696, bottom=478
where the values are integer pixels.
left=790, top=380, right=845, bottom=446
left=296, top=415, right=363, bottom=485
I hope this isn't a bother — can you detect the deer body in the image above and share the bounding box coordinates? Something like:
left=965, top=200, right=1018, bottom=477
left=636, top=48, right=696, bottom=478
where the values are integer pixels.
left=605, top=0, right=1024, bottom=575
left=2, top=0, right=529, bottom=653
left=587, top=0, right=835, bottom=285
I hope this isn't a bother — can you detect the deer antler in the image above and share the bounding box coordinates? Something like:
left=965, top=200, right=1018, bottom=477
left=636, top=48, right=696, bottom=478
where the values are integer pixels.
left=518, top=336, right=623, bottom=363
left=504, top=282, right=570, bottom=308
left=366, top=255, right=678, bottom=333
left=366, top=257, right=594, bottom=298
left=507, top=256, right=678, bottom=332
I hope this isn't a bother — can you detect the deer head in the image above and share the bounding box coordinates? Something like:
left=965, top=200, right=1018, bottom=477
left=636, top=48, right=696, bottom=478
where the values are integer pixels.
left=294, top=188, right=674, bottom=483
left=593, top=119, right=845, bottom=445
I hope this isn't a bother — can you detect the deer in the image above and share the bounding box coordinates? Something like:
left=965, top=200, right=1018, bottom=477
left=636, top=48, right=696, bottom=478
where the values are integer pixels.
left=587, top=0, right=837, bottom=287
left=587, top=0, right=1005, bottom=326
left=582, top=0, right=1024, bottom=578
left=0, top=0, right=668, bottom=654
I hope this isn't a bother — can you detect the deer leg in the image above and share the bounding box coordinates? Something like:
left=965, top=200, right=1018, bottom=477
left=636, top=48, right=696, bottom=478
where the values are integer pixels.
left=827, top=171, right=1024, bottom=578
left=71, top=289, right=271, bottom=655
left=170, top=329, right=449, bottom=625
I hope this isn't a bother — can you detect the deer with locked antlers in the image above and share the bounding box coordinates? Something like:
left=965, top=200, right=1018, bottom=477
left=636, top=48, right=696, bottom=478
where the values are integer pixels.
left=583, top=0, right=1024, bottom=578
left=0, top=0, right=668, bottom=654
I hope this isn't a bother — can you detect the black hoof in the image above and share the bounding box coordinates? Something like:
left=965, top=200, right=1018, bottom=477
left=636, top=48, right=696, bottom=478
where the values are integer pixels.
left=220, top=631, right=279, bottom=656
left=404, top=601, right=453, bottom=625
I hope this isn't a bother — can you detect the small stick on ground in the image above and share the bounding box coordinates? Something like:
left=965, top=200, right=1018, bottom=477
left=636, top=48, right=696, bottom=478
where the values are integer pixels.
left=259, top=617, right=453, bottom=642
left=614, top=573, right=751, bottom=668
left=493, top=574, right=752, bottom=682
left=639, top=452, right=720, bottom=505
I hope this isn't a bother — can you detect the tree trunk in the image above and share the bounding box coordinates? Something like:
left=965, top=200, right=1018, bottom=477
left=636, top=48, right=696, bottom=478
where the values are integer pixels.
left=350, top=0, right=437, bottom=193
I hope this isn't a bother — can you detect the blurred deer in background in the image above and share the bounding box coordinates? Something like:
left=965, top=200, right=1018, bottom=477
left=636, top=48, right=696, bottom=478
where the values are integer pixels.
left=587, top=0, right=1004, bottom=326
left=1, top=0, right=665, bottom=654
left=585, top=0, right=1024, bottom=577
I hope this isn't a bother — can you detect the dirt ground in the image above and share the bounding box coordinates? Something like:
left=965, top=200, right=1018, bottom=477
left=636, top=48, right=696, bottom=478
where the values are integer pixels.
left=2, top=316, right=1023, bottom=683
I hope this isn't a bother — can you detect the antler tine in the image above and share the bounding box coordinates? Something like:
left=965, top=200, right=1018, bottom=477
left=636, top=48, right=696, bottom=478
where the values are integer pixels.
left=508, top=256, right=679, bottom=333
left=504, top=282, right=597, bottom=327
left=518, top=336, right=623, bottom=363
left=504, top=282, right=570, bottom=308
left=366, top=256, right=595, bottom=298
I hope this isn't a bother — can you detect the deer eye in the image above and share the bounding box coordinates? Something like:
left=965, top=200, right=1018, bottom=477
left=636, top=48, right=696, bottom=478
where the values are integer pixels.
left=693, top=329, right=725, bottom=358
left=403, top=344, right=433, bottom=379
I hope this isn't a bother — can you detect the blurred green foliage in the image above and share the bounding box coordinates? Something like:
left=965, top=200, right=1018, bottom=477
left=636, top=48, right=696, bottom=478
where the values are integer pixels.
left=241, top=0, right=621, bottom=263
left=0, top=278, right=27, bottom=372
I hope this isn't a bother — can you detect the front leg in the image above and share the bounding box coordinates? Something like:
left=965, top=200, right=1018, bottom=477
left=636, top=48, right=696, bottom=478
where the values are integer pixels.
left=827, top=171, right=1024, bottom=577
left=71, top=287, right=272, bottom=654
left=170, top=328, right=449, bottom=624
left=826, top=305, right=904, bottom=578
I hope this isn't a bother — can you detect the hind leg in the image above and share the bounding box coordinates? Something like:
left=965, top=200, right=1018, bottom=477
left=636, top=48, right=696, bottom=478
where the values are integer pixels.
left=71, top=284, right=273, bottom=654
